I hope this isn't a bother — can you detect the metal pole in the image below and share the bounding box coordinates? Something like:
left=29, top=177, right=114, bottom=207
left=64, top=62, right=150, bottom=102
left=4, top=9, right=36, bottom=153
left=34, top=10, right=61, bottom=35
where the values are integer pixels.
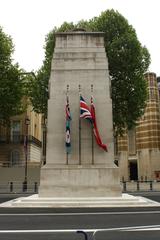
left=24, top=129, right=28, bottom=186
left=66, top=152, right=69, bottom=165
left=66, top=85, right=69, bottom=165
left=79, top=85, right=81, bottom=165
left=79, top=116, right=81, bottom=165
left=23, top=117, right=30, bottom=192
left=91, top=86, right=94, bottom=165
left=92, top=125, right=94, bottom=165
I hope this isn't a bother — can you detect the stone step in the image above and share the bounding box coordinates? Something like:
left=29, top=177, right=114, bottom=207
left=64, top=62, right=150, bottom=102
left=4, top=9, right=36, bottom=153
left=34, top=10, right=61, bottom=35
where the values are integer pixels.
left=1, top=194, right=160, bottom=208
left=18, top=198, right=143, bottom=203
left=11, top=201, right=158, bottom=208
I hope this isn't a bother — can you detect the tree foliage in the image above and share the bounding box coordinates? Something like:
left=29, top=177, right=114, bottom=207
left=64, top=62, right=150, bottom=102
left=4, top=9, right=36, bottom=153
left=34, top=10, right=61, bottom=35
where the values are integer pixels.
left=30, top=10, right=150, bottom=134
left=29, top=22, right=74, bottom=117
left=29, top=28, right=57, bottom=117
left=89, top=10, right=150, bottom=134
left=0, top=27, right=24, bottom=125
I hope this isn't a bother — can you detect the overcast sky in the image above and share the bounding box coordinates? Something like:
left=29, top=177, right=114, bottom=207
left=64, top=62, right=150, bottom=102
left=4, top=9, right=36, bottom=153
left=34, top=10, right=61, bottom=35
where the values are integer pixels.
left=0, top=0, right=159, bottom=76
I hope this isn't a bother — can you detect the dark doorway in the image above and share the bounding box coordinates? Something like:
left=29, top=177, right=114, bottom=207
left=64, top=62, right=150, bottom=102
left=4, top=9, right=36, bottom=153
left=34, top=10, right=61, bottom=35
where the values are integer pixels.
left=129, top=161, right=138, bottom=180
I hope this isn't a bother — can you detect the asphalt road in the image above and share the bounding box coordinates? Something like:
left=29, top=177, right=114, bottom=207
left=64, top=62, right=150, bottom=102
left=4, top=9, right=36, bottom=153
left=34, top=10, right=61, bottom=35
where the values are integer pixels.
left=0, top=192, right=160, bottom=240
left=0, top=208, right=160, bottom=239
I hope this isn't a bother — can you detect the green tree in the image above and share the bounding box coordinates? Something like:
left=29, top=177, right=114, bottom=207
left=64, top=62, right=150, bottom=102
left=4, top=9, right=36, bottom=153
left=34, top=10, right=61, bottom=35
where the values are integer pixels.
left=28, top=28, right=56, bottom=117
left=89, top=10, right=150, bottom=134
left=0, top=27, right=24, bottom=125
left=30, top=10, right=150, bottom=134
left=29, top=22, right=74, bottom=117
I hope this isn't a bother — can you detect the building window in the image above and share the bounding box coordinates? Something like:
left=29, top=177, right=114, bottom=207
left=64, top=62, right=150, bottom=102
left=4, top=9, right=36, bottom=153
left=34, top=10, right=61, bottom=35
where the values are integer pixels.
left=158, top=82, right=160, bottom=97
left=155, top=171, right=160, bottom=181
left=34, top=124, right=37, bottom=138
left=11, top=121, right=21, bottom=143
left=150, top=78, right=154, bottom=87
left=150, top=88, right=155, bottom=100
left=10, top=150, right=20, bottom=166
left=114, top=160, right=118, bottom=166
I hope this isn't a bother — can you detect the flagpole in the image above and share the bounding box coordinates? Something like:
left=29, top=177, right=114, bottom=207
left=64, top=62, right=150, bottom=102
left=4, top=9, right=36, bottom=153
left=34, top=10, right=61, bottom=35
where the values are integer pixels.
left=91, top=85, right=94, bottom=165
left=66, top=152, right=68, bottom=165
left=92, top=124, right=94, bottom=165
left=66, top=85, right=69, bottom=165
left=79, top=115, right=81, bottom=165
left=79, top=85, right=81, bottom=165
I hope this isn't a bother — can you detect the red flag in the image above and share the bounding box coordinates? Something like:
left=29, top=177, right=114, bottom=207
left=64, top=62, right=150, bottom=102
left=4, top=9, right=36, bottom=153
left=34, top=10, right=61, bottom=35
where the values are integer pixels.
left=91, top=97, right=108, bottom=152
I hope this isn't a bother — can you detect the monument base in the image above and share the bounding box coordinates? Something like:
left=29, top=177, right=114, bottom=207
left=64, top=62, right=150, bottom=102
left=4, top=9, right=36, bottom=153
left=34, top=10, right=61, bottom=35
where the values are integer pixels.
left=39, top=164, right=121, bottom=197
left=1, top=194, right=160, bottom=208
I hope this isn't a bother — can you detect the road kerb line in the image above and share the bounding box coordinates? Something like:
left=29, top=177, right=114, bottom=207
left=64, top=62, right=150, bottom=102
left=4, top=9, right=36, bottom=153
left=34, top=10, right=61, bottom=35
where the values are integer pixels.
left=0, top=225, right=160, bottom=233
left=0, top=211, right=160, bottom=216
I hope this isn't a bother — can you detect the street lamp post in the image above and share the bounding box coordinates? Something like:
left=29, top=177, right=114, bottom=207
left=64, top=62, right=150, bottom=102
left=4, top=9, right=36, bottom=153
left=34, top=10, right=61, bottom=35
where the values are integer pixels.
left=23, top=117, right=30, bottom=192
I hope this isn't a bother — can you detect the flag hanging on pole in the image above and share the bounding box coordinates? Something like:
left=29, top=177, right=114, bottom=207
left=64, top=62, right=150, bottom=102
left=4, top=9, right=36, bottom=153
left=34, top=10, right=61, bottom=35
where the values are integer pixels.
left=80, top=95, right=92, bottom=122
left=65, top=96, right=72, bottom=154
left=79, top=95, right=108, bottom=152
left=91, top=96, right=108, bottom=152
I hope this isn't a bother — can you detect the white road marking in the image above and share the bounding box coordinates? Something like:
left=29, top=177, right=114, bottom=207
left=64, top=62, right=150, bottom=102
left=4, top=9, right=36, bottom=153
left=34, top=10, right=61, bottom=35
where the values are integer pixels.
left=0, top=211, right=160, bottom=216
left=125, top=228, right=160, bottom=231
left=0, top=225, right=160, bottom=233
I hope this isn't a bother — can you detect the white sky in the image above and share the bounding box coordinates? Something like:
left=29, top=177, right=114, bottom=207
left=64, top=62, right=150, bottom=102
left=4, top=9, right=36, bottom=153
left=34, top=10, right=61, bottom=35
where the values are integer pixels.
left=0, top=0, right=160, bottom=76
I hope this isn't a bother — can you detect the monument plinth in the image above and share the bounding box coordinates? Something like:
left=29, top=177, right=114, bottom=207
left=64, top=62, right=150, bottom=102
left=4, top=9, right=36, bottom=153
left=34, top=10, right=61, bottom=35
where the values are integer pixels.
left=39, top=31, right=121, bottom=197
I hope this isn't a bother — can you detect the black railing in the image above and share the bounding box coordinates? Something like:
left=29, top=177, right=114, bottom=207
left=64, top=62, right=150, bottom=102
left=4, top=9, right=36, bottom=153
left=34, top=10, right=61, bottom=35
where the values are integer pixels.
left=0, top=182, right=39, bottom=194
left=0, top=135, right=42, bottom=147
left=121, top=180, right=160, bottom=192
left=28, top=135, right=42, bottom=147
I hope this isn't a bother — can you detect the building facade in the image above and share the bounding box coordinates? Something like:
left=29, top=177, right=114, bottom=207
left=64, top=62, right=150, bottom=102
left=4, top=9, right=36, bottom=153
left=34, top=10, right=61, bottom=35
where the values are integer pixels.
left=0, top=104, right=42, bottom=168
left=117, top=72, right=160, bottom=181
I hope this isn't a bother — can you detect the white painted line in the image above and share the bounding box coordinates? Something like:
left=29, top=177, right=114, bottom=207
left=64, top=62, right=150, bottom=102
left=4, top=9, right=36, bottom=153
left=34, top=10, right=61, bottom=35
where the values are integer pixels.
left=93, top=225, right=160, bottom=233
left=124, top=228, right=160, bottom=232
left=0, top=229, right=83, bottom=233
left=0, top=211, right=160, bottom=216
left=0, top=225, right=160, bottom=233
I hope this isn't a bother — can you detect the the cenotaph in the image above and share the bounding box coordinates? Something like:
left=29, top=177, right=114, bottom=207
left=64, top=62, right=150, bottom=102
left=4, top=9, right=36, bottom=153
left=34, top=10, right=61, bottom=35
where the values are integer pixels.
left=39, top=30, right=122, bottom=198
left=2, top=30, right=159, bottom=208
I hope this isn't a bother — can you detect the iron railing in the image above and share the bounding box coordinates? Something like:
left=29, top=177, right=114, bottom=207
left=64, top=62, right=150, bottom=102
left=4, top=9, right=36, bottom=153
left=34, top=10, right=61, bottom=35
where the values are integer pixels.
left=121, top=180, right=160, bottom=192
left=0, top=182, right=39, bottom=193
left=0, top=135, right=42, bottom=147
left=0, top=181, right=160, bottom=194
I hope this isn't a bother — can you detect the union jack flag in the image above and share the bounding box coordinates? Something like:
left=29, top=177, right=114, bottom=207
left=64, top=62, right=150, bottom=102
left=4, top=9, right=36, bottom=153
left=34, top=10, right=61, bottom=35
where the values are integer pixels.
left=80, top=95, right=92, bottom=121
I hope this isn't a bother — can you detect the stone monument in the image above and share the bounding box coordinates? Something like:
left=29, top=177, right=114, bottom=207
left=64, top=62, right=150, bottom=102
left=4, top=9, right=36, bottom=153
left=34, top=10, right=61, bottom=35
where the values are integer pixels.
left=2, top=30, right=160, bottom=208
left=39, top=30, right=121, bottom=198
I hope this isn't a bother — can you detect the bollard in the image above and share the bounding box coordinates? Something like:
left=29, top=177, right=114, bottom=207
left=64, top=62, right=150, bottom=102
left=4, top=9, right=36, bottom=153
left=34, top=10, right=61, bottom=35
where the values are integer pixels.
left=77, top=230, right=88, bottom=240
left=10, top=182, right=13, bottom=192
left=23, top=181, right=27, bottom=192
left=137, top=181, right=140, bottom=191
left=34, top=182, right=38, bottom=192
left=150, top=181, right=153, bottom=191
left=123, top=181, right=126, bottom=192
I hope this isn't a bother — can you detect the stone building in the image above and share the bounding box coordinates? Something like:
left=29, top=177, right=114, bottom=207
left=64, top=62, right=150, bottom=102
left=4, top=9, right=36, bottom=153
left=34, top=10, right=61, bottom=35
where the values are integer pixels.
left=0, top=103, right=42, bottom=168
left=117, top=72, right=160, bottom=181
left=157, top=76, right=160, bottom=96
